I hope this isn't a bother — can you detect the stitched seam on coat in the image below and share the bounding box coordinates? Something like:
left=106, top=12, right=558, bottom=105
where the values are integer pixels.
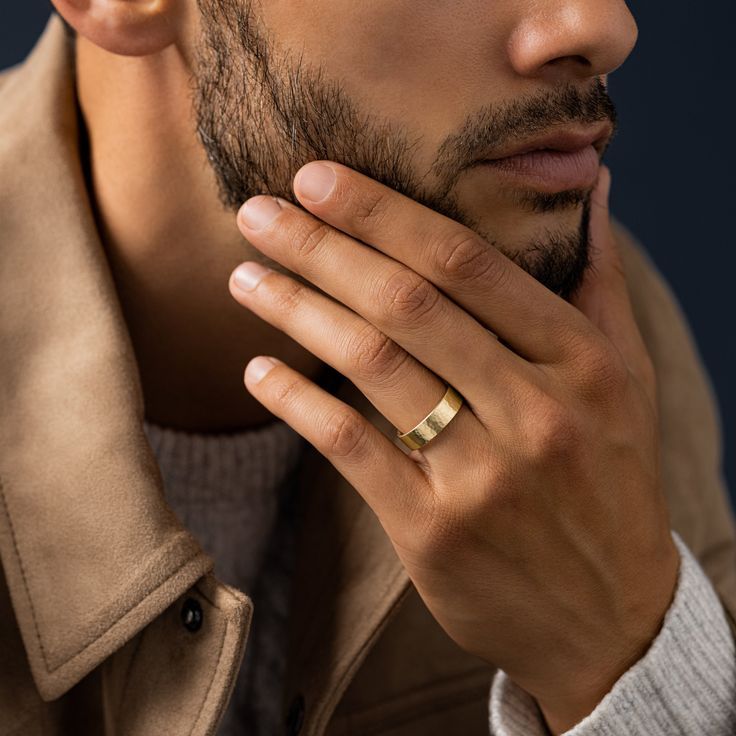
left=187, top=583, right=239, bottom=736
left=0, top=479, right=205, bottom=674
left=0, top=478, right=49, bottom=667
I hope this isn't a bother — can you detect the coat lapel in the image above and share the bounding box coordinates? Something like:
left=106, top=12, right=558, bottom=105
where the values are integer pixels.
left=0, top=17, right=213, bottom=702
left=0, top=17, right=411, bottom=721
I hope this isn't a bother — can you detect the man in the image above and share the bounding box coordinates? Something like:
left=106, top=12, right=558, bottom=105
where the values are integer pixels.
left=1, top=1, right=735, bottom=734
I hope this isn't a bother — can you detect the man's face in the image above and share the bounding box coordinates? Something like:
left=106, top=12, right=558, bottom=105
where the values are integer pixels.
left=193, top=0, right=637, bottom=298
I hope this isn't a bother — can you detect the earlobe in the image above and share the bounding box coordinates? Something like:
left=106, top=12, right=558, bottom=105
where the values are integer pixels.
left=50, top=0, right=180, bottom=56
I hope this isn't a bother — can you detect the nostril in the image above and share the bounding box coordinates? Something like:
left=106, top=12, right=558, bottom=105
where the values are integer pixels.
left=550, top=54, right=592, bottom=68
left=507, top=3, right=637, bottom=81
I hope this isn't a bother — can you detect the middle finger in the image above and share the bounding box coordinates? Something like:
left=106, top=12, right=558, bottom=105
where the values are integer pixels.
left=292, top=161, right=597, bottom=366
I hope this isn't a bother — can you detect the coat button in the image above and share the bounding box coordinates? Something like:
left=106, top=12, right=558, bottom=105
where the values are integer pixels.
left=181, top=598, right=203, bottom=633
left=285, top=694, right=305, bottom=735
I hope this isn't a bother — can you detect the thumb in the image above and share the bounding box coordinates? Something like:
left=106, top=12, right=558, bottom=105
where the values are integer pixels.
left=572, top=167, right=655, bottom=395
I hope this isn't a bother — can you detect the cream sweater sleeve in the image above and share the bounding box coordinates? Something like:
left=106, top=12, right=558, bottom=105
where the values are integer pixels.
left=488, top=532, right=736, bottom=735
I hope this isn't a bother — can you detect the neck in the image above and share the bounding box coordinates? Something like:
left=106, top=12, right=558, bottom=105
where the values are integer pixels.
left=75, top=36, right=323, bottom=433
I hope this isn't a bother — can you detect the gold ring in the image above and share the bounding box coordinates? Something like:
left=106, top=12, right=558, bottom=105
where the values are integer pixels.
left=397, top=385, right=464, bottom=451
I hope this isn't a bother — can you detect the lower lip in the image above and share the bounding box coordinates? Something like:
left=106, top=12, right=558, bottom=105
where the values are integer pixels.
left=480, top=145, right=600, bottom=193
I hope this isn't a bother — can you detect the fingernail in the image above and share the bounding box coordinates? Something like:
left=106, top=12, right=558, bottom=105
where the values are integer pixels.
left=246, top=356, right=281, bottom=384
left=240, top=196, right=283, bottom=230
left=233, top=262, right=271, bottom=291
left=295, top=163, right=336, bottom=203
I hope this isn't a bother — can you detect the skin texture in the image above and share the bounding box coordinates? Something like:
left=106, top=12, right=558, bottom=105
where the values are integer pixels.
left=230, top=166, right=678, bottom=732
left=62, top=0, right=638, bottom=432
left=193, top=0, right=618, bottom=301
left=49, top=0, right=679, bottom=732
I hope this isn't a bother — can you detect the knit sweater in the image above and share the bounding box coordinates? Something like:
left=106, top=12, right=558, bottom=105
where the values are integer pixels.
left=143, top=418, right=306, bottom=736
left=143, top=419, right=736, bottom=735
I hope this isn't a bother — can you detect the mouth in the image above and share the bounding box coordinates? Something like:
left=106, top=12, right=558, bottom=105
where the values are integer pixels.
left=471, top=122, right=614, bottom=194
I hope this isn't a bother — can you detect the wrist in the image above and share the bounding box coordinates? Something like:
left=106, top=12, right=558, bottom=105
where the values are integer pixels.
left=533, top=539, right=681, bottom=734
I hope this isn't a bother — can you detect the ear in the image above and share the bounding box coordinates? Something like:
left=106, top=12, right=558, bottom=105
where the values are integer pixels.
left=49, top=0, right=181, bottom=56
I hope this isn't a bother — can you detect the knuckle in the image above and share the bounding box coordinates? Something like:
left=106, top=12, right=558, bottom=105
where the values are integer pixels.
left=352, top=188, right=390, bottom=229
left=578, top=340, right=628, bottom=399
left=292, top=219, right=332, bottom=259
left=269, top=277, right=304, bottom=315
left=526, top=397, right=582, bottom=462
left=322, top=409, right=370, bottom=458
left=434, top=231, right=500, bottom=286
left=350, top=325, right=408, bottom=383
left=272, top=375, right=305, bottom=409
left=379, top=269, right=440, bottom=326
left=554, top=328, right=592, bottom=361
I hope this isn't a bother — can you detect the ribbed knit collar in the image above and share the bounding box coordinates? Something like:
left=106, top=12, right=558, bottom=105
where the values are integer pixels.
left=142, top=418, right=305, bottom=506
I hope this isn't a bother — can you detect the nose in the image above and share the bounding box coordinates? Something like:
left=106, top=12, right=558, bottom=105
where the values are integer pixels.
left=507, top=1, right=638, bottom=81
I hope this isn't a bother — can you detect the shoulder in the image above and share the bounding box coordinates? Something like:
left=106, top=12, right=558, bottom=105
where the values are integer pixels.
left=615, top=221, right=736, bottom=623
left=614, top=220, right=717, bottom=479
left=615, top=220, right=710, bottom=398
left=615, top=221, right=697, bottom=356
left=614, top=221, right=717, bottom=432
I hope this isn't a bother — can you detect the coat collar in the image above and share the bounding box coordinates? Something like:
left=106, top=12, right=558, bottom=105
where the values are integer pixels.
left=0, top=16, right=409, bottom=717
left=0, top=15, right=215, bottom=702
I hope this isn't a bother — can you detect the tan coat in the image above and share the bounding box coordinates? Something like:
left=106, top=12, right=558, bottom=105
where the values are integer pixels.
left=1, top=17, right=735, bottom=736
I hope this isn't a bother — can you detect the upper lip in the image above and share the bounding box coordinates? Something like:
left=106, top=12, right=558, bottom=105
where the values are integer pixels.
left=478, top=122, right=614, bottom=162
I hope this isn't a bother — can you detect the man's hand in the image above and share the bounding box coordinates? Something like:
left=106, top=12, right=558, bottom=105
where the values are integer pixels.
left=228, top=162, right=679, bottom=734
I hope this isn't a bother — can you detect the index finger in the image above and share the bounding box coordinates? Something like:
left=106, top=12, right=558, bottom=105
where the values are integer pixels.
left=293, top=161, right=595, bottom=364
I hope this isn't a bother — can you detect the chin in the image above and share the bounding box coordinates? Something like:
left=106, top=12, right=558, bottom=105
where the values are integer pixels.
left=472, top=202, right=584, bottom=249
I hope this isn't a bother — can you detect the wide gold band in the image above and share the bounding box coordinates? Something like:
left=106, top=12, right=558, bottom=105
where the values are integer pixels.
left=397, top=386, right=464, bottom=451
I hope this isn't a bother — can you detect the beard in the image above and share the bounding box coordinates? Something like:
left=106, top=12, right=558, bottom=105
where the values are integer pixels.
left=194, top=0, right=617, bottom=299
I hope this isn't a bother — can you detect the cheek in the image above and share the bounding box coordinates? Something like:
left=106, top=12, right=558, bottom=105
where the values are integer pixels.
left=258, top=1, right=513, bottom=147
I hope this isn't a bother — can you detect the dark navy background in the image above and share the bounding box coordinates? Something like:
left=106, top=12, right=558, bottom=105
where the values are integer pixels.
left=3, top=2, right=735, bottom=506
